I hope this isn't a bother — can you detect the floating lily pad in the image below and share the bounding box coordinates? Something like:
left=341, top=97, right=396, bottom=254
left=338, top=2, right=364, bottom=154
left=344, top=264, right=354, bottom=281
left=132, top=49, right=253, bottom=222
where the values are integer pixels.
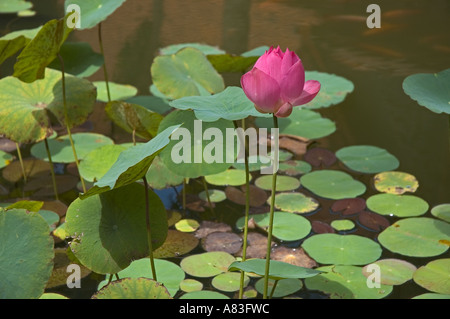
left=0, top=34, right=28, bottom=66
left=305, top=265, right=393, bottom=299
left=105, top=100, right=163, bottom=140
left=311, top=221, right=335, bottom=234
left=64, top=0, right=127, bottom=30
left=302, top=233, right=382, bottom=265
left=224, top=185, right=268, bottom=207
left=232, top=154, right=272, bottom=172
left=31, top=132, right=114, bottom=163
left=255, top=278, right=302, bottom=298
left=0, top=209, right=54, bottom=298
left=0, top=68, right=96, bottom=144
left=170, top=86, right=271, bottom=122
left=255, top=109, right=336, bottom=140
left=373, top=171, right=419, bottom=194
left=413, top=259, right=450, bottom=295
left=205, top=169, right=250, bottom=186
left=302, top=71, right=354, bottom=109
left=79, top=144, right=126, bottom=182
left=158, top=110, right=235, bottom=179
left=0, top=0, right=33, bottom=13
left=271, top=246, right=317, bottom=269
left=159, top=43, right=225, bottom=56
left=362, top=259, right=417, bottom=286
left=175, top=219, right=200, bottom=232
left=378, top=217, right=450, bottom=257
left=278, top=160, right=312, bottom=176
left=236, top=211, right=311, bottom=242
left=357, top=210, right=390, bottom=232
left=153, top=230, right=199, bottom=258
left=0, top=149, right=17, bottom=168
left=93, top=278, right=171, bottom=299
left=331, top=198, right=366, bottom=216
left=431, top=204, right=450, bottom=223
left=212, top=272, right=250, bottom=292
left=94, top=81, right=138, bottom=102
left=145, top=155, right=184, bottom=190
left=198, top=189, right=226, bottom=203
left=412, top=293, right=450, bottom=299
left=366, top=193, right=429, bottom=217
left=97, top=258, right=185, bottom=297
left=300, top=170, right=366, bottom=200
left=180, top=252, right=236, bottom=278
left=1, top=158, right=50, bottom=183
left=303, top=147, right=337, bottom=167
left=66, top=183, right=168, bottom=274
left=202, top=232, right=242, bottom=254
left=336, top=145, right=400, bottom=174
left=271, top=192, right=319, bottom=214
left=151, top=47, right=225, bottom=99
left=179, top=279, right=203, bottom=293
left=255, top=175, right=300, bottom=192
left=39, top=293, right=68, bottom=299
left=179, top=290, right=229, bottom=299
left=331, top=219, right=355, bottom=232
left=402, top=68, right=450, bottom=114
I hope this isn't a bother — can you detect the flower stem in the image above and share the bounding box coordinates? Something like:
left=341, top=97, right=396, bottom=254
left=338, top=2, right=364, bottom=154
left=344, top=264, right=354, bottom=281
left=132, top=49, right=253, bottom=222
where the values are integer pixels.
left=263, top=114, right=278, bottom=299
left=182, top=178, right=187, bottom=212
left=142, top=175, right=157, bottom=281
left=202, top=176, right=214, bottom=215
left=44, top=138, right=59, bottom=201
left=98, top=22, right=111, bottom=102
left=15, top=142, right=26, bottom=184
left=57, top=53, right=86, bottom=194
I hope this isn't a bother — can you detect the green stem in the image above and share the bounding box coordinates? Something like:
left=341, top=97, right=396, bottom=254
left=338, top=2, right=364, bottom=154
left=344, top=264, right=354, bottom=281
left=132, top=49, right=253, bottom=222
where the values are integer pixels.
left=202, top=176, right=214, bottom=215
left=269, top=279, right=279, bottom=299
left=44, top=138, right=59, bottom=201
left=143, top=175, right=157, bottom=281
left=98, top=22, right=111, bottom=102
left=15, top=142, right=27, bottom=184
left=182, top=178, right=187, bottom=212
left=238, top=118, right=250, bottom=299
left=263, top=114, right=279, bottom=299
left=57, top=53, right=86, bottom=194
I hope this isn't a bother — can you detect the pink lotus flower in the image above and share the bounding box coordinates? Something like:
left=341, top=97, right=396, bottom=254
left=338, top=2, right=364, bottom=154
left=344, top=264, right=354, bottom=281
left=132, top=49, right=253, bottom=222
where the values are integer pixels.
left=241, top=46, right=321, bottom=117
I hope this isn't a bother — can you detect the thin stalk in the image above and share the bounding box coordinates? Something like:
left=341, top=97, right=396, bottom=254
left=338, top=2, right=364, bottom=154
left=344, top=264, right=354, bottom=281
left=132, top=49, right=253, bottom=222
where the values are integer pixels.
left=44, top=138, right=59, bottom=201
left=202, top=176, right=214, bottom=215
left=143, top=175, right=157, bottom=281
left=98, top=22, right=111, bottom=102
left=57, top=53, right=86, bottom=193
left=182, top=178, right=187, bottom=212
left=238, top=118, right=250, bottom=299
left=269, top=280, right=279, bottom=299
left=15, top=142, right=27, bottom=183
left=263, top=114, right=279, bottom=299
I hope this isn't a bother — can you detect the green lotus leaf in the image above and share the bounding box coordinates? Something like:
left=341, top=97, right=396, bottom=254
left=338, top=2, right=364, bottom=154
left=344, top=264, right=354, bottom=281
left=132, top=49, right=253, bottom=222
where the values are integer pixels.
left=255, top=278, right=302, bottom=298
left=4, top=200, right=43, bottom=212
left=97, top=258, right=185, bottom=297
left=362, top=259, right=417, bottom=286
left=0, top=0, right=32, bottom=13
left=145, top=155, right=184, bottom=190
left=0, top=209, right=54, bottom=298
left=255, top=108, right=336, bottom=140
left=198, top=189, right=226, bottom=203
left=0, top=68, right=97, bottom=144
left=80, top=124, right=180, bottom=199
left=255, top=175, right=300, bottom=192
left=151, top=47, right=225, bottom=99
left=93, top=278, right=171, bottom=299
left=278, top=160, right=312, bottom=176
left=66, top=183, right=168, bottom=274
left=302, top=71, right=354, bottom=109
left=153, top=230, right=199, bottom=258
left=241, top=46, right=270, bottom=57
left=180, top=252, right=236, bottom=278
left=13, top=15, right=73, bottom=83
left=305, top=265, right=393, bottom=299
left=207, top=54, right=259, bottom=73
left=431, top=203, right=450, bottom=223
left=0, top=150, right=13, bottom=169
left=378, top=217, right=450, bottom=257
left=330, top=219, right=356, bottom=232
left=212, top=272, right=250, bottom=292
left=373, top=171, right=419, bottom=194
left=94, top=81, right=138, bottom=102
left=180, top=290, right=229, bottom=299
left=413, top=259, right=450, bottom=295
left=39, top=293, right=68, bottom=299
left=302, top=233, right=382, bottom=265
left=79, top=144, right=127, bottom=182
left=0, top=35, right=28, bottom=66
left=205, top=169, right=251, bottom=186
left=336, top=145, right=400, bottom=174
left=366, top=193, right=429, bottom=217
left=64, top=0, right=127, bottom=30
left=170, top=86, right=271, bottom=122
left=412, top=293, right=450, bottom=299
left=157, top=110, right=235, bottom=178
left=159, top=43, right=225, bottom=56
left=179, top=279, right=203, bottom=293
left=0, top=26, right=41, bottom=41
left=403, top=68, right=450, bottom=114
left=125, top=95, right=172, bottom=115
left=271, top=192, right=319, bottom=214
left=300, top=170, right=366, bottom=200
left=175, top=219, right=200, bottom=232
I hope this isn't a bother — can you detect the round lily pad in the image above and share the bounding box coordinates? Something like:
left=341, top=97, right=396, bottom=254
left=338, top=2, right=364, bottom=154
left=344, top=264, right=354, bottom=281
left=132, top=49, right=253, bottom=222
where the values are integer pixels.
left=331, top=219, right=355, bottom=232
left=0, top=0, right=33, bottom=13
left=431, top=204, right=450, bottom=223
left=39, top=293, right=68, bottom=299
left=1, top=158, right=51, bottom=183
left=271, top=246, right=317, bottom=269
left=278, top=160, right=312, bottom=176
left=179, top=290, right=229, bottom=299
left=65, top=183, right=168, bottom=274
left=0, top=68, right=96, bottom=143
left=93, top=81, right=138, bottom=102
left=0, top=150, right=13, bottom=169
left=179, top=279, right=203, bottom=293
left=31, top=132, right=114, bottom=163
left=79, top=144, right=127, bottom=182
left=145, top=155, right=184, bottom=190
left=305, top=265, right=393, bottom=299
left=311, top=220, right=335, bottom=234
left=180, top=252, right=236, bottom=278
left=362, top=259, right=417, bottom=286
left=232, top=154, right=272, bottom=172
left=336, top=145, right=400, bottom=174
left=254, top=175, right=300, bottom=192
left=366, top=193, right=429, bottom=217
left=373, top=171, right=419, bottom=194
left=413, top=259, right=450, bottom=295
left=201, top=232, right=242, bottom=254
left=224, top=185, right=268, bottom=207
left=412, top=293, right=450, bottom=299
left=271, top=192, right=319, bottom=214
left=153, top=230, right=199, bottom=258
left=303, top=147, right=337, bottom=167
left=93, top=278, right=171, bottom=299
left=300, top=170, right=366, bottom=200
left=159, top=43, right=226, bottom=56
left=357, top=210, right=390, bottom=232
left=175, top=219, right=200, bottom=232
left=205, top=169, right=251, bottom=186
left=212, top=272, right=249, bottom=292
left=378, top=217, right=450, bottom=257
left=302, top=233, right=382, bottom=265
left=255, top=278, right=302, bottom=298
left=0, top=209, right=54, bottom=298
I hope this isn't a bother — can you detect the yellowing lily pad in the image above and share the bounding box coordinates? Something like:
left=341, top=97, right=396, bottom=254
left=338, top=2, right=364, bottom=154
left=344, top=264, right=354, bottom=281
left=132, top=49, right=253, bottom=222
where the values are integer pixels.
left=175, top=219, right=200, bottom=232
left=373, top=171, right=419, bottom=194
left=413, top=259, right=450, bottom=295
left=255, top=175, right=300, bottom=192
left=180, top=251, right=236, bottom=278
left=271, top=192, right=319, bottom=214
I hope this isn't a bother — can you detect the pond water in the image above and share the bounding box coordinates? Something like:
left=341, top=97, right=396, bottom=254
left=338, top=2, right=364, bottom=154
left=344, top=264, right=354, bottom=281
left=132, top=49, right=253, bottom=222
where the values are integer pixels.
left=0, top=0, right=449, bottom=299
